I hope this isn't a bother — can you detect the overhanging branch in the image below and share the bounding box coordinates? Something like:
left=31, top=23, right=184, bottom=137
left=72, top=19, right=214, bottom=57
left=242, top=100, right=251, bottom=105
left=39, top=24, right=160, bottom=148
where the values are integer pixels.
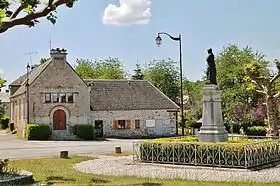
left=270, top=73, right=280, bottom=84
left=0, top=0, right=72, bottom=34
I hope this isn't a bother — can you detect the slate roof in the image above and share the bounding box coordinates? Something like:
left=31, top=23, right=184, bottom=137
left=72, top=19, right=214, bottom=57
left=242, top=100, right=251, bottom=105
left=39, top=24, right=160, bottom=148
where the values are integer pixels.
left=86, top=80, right=180, bottom=111
left=10, top=61, right=52, bottom=98
left=0, top=92, right=9, bottom=103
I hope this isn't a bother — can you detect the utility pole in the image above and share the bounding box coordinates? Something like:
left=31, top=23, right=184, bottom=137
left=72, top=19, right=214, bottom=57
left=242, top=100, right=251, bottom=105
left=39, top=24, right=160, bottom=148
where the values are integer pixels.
left=24, top=52, right=36, bottom=125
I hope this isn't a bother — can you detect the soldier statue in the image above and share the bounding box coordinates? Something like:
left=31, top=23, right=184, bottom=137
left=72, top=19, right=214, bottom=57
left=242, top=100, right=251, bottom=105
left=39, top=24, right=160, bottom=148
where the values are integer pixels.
left=206, top=48, right=217, bottom=85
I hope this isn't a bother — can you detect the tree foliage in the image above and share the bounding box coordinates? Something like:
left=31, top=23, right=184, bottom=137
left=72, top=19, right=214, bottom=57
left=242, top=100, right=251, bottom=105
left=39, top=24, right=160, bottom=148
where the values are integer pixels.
left=216, top=44, right=267, bottom=130
left=245, top=59, right=280, bottom=136
left=0, top=0, right=77, bottom=34
left=143, top=59, right=180, bottom=104
left=131, top=63, right=144, bottom=80
left=74, top=58, right=126, bottom=80
left=183, top=79, right=204, bottom=120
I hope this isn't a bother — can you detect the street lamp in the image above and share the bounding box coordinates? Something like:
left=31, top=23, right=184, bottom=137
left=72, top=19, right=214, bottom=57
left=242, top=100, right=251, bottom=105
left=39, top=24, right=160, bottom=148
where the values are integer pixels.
left=155, top=32, right=184, bottom=136
left=26, top=63, right=30, bottom=125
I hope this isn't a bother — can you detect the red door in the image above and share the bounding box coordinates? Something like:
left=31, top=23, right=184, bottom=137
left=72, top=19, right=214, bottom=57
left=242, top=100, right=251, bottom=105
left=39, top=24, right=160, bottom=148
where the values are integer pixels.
left=53, top=109, right=66, bottom=130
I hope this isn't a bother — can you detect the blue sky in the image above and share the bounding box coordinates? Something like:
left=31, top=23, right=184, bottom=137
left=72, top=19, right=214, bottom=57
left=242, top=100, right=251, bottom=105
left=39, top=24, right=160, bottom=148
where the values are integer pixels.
left=1, top=0, right=280, bottom=87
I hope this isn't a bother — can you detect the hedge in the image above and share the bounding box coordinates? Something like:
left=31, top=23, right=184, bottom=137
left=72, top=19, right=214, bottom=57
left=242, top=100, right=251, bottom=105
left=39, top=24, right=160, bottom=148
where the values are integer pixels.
left=246, top=126, right=267, bottom=136
left=0, top=117, right=9, bottom=130
left=138, top=139, right=279, bottom=168
left=75, top=124, right=95, bottom=140
left=25, top=124, right=51, bottom=140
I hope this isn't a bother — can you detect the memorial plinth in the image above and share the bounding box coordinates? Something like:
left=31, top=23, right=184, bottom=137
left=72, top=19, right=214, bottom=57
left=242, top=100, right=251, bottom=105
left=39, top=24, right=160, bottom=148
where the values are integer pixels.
left=198, top=84, right=228, bottom=142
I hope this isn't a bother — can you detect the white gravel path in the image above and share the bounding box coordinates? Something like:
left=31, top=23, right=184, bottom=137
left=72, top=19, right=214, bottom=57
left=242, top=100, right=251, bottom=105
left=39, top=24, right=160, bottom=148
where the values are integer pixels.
left=74, top=155, right=280, bottom=183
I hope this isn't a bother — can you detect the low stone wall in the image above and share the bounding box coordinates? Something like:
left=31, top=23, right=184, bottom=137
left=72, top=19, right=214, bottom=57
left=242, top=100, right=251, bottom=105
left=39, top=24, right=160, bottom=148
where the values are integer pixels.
left=0, top=171, right=34, bottom=185
left=133, top=140, right=280, bottom=169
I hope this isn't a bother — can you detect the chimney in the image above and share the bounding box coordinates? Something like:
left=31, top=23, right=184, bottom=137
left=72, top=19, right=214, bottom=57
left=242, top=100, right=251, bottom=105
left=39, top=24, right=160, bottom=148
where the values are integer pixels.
left=50, top=48, right=67, bottom=61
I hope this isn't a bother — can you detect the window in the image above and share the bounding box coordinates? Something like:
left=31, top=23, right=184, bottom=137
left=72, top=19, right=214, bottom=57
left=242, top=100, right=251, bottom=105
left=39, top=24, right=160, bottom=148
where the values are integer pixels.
left=118, top=120, right=126, bottom=129
left=67, top=93, right=74, bottom=103
left=60, top=93, right=66, bottom=103
left=113, top=120, right=131, bottom=129
left=52, top=93, right=59, bottom=102
left=45, top=92, right=75, bottom=103
left=45, top=93, right=51, bottom=103
left=135, top=119, right=140, bottom=129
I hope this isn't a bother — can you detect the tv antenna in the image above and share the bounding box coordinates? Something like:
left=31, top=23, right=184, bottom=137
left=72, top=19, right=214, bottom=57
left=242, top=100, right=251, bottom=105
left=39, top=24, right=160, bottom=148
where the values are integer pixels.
left=24, top=52, right=38, bottom=67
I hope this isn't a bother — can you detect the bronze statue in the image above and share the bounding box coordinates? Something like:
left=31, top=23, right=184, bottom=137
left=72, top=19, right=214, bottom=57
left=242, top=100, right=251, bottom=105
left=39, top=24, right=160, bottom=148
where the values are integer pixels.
left=206, top=48, right=217, bottom=85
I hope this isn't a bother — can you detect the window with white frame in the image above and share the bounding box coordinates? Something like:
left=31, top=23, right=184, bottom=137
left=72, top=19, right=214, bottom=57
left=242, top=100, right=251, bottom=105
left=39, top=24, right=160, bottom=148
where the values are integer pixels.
left=67, top=93, right=74, bottom=103
left=45, top=92, right=75, bottom=103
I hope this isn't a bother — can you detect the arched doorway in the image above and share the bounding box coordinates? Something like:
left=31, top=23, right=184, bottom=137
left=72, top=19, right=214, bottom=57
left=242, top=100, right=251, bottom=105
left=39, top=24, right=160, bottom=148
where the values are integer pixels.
left=53, top=109, right=66, bottom=130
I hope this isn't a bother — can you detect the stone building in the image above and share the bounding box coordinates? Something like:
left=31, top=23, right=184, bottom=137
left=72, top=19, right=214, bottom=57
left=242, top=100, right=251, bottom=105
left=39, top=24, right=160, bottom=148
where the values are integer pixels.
left=9, top=48, right=179, bottom=140
left=0, top=90, right=10, bottom=117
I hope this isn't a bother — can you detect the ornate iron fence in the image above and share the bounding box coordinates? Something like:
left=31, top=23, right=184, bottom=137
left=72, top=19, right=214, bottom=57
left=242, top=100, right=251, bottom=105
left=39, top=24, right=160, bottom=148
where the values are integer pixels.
left=132, top=140, right=280, bottom=168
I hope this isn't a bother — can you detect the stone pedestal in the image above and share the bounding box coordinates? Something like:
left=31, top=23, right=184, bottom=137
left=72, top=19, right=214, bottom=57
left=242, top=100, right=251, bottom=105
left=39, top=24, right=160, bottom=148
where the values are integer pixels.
left=198, top=84, right=228, bottom=142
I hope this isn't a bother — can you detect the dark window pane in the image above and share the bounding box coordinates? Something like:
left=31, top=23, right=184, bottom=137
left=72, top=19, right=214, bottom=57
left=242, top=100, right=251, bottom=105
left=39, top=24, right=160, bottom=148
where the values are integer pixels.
left=118, top=120, right=126, bottom=129
left=67, top=93, right=74, bottom=103
left=60, top=93, right=66, bottom=103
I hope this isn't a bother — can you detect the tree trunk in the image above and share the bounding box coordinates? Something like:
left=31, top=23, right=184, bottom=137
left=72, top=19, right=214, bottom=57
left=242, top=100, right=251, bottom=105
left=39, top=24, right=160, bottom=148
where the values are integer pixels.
left=266, top=96, right=279, bottom=137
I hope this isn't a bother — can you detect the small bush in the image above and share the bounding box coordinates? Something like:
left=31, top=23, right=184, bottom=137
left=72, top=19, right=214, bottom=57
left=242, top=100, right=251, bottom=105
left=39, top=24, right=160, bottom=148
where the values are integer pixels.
left=25, top=124, right=51, bottom=140
left=75, top=124, right=95, bottom=140
left=246, top=126, right=267, bottom=136
left=0, top=116, right=9, bottom=129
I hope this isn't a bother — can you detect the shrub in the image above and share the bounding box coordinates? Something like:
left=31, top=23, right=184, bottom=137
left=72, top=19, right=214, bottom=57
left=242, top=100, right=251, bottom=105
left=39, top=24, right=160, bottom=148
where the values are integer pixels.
left=0, top=116, right=9, bottom=129
left=75, top=124, right=95, bottom=140
left=246, top=126, right=267, bottom=136
left=152, top=136, right=198, bottom=142
left=25, top=124, right=51, bottom=140
left=187, top=120, right=202, bottom=129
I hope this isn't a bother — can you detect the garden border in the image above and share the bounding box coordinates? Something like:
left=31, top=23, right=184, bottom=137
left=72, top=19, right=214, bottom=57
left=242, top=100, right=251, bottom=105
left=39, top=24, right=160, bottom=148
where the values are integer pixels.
left=0, top=171, right=34, bottom=185
left=133, top=139, right=280, bottom=169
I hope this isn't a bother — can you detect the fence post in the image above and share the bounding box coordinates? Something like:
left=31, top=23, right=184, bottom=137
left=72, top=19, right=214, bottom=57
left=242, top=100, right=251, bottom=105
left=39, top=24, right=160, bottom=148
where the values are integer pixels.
left=245, top=145, right=247, bottom=168
left=194, top=144, right=197, bottom=165
left=152, top=143, right=154, bottom=163
left=218, top=145, right=221, bottom=167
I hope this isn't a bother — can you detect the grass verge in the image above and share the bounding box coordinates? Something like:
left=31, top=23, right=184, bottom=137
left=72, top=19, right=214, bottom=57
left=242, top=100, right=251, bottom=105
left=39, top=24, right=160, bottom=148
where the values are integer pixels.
left=6, top=156, right=280, bottom=186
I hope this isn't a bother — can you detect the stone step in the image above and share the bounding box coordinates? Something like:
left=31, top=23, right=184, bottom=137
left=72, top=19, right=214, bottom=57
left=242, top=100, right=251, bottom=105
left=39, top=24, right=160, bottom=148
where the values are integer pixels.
left=51, top=131, right=81, bottom=141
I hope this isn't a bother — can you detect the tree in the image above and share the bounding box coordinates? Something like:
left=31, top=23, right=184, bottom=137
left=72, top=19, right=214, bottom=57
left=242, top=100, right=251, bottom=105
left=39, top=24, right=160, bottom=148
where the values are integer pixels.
left=245, top=60, right=280, bottom=136
left=183, top=79, right=204, bottom=120
left=131, top=63, right=144, bottom=80
left=215, top=44, right=267, bottom=131
left=143, top=59, right=180, bottom=104
left=40, top=57, right=50, bottom=64
left=0, top=77, right=6, bottom=119
left=0, top=0, right=77, bottom=34
left=74, top=57, right=126, bottom=80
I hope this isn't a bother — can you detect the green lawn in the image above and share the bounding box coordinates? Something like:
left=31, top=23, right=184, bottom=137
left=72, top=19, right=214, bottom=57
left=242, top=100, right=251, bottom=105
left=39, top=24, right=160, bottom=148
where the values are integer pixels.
left=6, top=155, right=280, bottom=186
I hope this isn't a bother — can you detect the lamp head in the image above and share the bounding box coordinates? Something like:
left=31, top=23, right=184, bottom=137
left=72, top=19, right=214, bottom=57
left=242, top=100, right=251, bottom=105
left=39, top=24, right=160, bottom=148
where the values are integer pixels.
left=155, top=35, right=162, bottom=47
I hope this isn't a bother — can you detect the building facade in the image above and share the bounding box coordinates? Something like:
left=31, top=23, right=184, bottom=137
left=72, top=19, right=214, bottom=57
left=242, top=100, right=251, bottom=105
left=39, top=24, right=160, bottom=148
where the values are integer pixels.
left=9, top=48, right=179, bottom=140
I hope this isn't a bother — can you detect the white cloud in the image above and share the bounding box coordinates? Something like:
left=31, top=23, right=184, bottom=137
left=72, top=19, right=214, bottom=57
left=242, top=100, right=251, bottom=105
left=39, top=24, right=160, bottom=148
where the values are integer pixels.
left=103, top=0, right=152, bottom=26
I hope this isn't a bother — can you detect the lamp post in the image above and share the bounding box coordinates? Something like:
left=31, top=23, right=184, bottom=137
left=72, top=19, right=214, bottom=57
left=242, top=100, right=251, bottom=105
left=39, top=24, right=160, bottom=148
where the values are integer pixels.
left=155, top=32, right=184, bottom=136
left=26, top=63, right=30, bottom=125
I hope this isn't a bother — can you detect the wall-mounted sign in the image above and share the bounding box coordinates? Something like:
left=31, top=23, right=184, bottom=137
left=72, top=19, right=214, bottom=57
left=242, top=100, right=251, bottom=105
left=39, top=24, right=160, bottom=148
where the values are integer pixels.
left=146, top=120, right=155, bottom=127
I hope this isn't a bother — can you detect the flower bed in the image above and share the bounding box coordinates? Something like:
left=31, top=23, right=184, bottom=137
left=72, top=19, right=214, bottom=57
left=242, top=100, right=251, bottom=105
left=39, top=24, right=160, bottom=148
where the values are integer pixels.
left=133, top=137, right=280, bottom=168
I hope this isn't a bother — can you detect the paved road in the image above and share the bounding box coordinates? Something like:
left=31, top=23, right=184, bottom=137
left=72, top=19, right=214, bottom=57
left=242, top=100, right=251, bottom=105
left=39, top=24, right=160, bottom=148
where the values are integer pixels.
left=0, top=131, right=141, bottom=159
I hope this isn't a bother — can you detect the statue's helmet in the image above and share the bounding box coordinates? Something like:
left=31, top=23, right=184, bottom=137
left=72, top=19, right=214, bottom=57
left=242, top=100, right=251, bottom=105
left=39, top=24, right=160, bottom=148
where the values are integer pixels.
left=207, top=48, right=212, bottom=54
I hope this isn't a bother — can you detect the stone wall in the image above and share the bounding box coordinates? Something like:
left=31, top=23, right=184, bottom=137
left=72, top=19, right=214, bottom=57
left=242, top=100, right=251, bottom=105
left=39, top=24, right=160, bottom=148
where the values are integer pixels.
left=28, top=55, right=90, bottom=131
left=10, top=94, right=26, bottom=136
left=89, top=109, right=177, bottom=137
